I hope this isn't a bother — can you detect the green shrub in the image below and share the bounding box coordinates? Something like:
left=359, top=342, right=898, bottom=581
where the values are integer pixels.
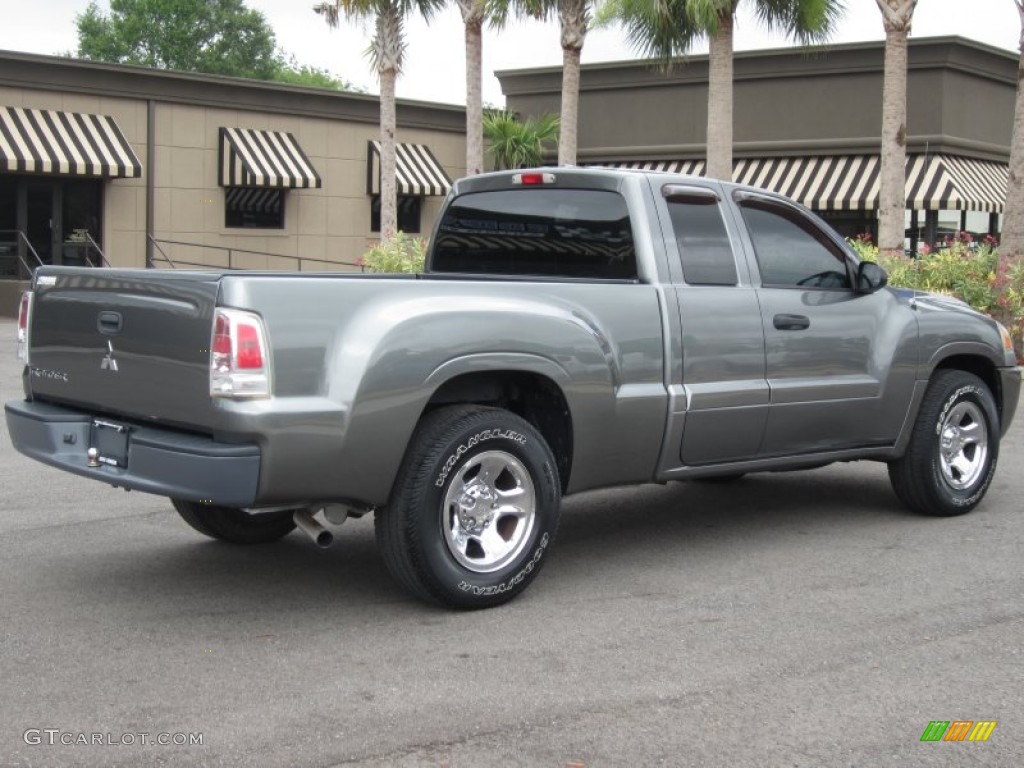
left=359, top=232, right=426, bottom=274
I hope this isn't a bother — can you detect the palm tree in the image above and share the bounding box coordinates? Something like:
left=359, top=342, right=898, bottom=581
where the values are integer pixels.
left=875, top=0, right=917, bottom=257
left=482, top=110, right=560, bottom=169
left=1000, top=0, right=1024, bottom=257
left=457, top=0, right=487, bottom=176
left=602, top=0, right=842, bottom=180
left=489, top=0, right=593, bottom=165
left=314, top=0, right=444, bottom=240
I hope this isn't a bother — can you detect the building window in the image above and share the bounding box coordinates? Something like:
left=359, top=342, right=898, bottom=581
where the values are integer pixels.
left=371, top=195, right=422, bottom=233
left=225, top=188, right=285, bottom=229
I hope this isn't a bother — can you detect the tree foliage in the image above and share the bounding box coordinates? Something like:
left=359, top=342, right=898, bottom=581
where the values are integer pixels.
left=600, top=0, right=842, bottom=62
left=482, top=110, right=559, bottom=169
left=76, top=0, right=357, bottom=90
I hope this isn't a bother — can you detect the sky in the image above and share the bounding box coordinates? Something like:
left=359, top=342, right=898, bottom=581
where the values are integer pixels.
left=0, top=1, right=1019, bottom=107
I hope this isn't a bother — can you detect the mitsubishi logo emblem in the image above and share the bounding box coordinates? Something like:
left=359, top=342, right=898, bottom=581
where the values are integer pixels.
left=101, top=340, right=119, bottom=372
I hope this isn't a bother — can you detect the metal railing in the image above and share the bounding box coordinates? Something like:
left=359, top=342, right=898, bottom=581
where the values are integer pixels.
left=62, top=231, right=110, bottom=268
left=0, top=230, right=109, bottom=279
left=80, top=231, right=110, bottom=267
left=148, top=237, right=363, bottom=272
left=0, top=230, right=44, bottom=280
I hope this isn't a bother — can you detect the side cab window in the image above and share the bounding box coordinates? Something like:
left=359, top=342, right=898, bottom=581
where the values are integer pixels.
left=735, top=193, right=852, bottom=290
left=662, top=185, right=737, bottom=286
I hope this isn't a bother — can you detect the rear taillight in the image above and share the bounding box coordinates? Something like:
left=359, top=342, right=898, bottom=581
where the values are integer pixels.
left=17, top=291, right=32, bottom=363
left=210, top=308, right=270, bottom=398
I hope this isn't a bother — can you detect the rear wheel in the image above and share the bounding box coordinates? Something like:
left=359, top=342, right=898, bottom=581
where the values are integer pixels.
left=171, top=500, right=297, bottom=544
left=376, top=406, right=561, bottom=609
left=888, top=370, right=999, bottom=517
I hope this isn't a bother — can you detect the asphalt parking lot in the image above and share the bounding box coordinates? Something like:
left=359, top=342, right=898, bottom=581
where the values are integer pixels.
left=1, top=316, right=1021, bottom=768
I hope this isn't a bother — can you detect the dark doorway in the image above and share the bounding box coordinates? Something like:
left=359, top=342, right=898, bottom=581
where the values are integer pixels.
left=0, top=177, right=16, bottom=277
left=0, top=176, right=104, bottom=278
left=25, top=181, right=58, bottom=265
left=62, top=179, right=103, bottom=266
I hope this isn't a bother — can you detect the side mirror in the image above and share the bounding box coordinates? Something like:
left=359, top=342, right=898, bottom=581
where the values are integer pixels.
left=856, top=261, right=888, bottom=294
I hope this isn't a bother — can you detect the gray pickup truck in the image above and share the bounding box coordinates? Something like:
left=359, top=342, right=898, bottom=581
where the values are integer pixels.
left=6, top=168, right=1021, bottom=607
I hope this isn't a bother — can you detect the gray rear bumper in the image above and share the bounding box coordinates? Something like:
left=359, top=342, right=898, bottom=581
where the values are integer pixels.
left=4, top=399, right=260, bottom=507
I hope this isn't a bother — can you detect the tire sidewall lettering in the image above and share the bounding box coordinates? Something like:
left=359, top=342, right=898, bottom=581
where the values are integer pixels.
left=435, top=428, right=527, bottom=488
left=457, top=533, right=550, bottom=597
left=934, top=385, right=984, bottom=436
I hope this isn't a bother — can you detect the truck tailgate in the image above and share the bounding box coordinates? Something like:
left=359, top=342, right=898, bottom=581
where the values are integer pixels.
left=26, top=268, right=222, bottom=432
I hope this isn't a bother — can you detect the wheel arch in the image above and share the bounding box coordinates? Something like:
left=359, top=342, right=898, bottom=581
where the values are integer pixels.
left=929, top=352, right=1004, bottom=424
left=421, top=357, right=574, bottom=493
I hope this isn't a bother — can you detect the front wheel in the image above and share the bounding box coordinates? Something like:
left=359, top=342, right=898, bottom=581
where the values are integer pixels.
left=376, top=406, right=561, bottom=609
left=888, top=370, right=1000, bottom=517
left=172, top=500, right=297, bottom=544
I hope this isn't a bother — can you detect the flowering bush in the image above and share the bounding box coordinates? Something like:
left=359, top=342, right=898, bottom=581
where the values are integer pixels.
left=359, top=232, right=427, bottom=274
left=849, top=233, right=1024, bottom=361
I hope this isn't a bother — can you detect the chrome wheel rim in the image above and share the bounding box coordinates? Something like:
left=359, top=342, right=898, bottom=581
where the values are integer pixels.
left=938, top=401, right=988, bottom=491
left=441, top=450, right=536, bottom=573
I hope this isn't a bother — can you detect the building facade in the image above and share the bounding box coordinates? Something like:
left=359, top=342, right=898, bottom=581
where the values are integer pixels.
left=498, top=36, right=1014, bottom=250
left=0, top=51, right=465, bottom=312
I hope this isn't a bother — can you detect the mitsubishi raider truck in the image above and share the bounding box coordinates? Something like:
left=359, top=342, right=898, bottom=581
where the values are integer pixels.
left=6, top=168, right=1021, bottom=608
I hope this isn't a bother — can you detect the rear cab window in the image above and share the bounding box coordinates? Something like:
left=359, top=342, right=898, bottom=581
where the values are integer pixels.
left=662, top=186, right=738, bottom=286
left=430, top=189, right=637, bottom=280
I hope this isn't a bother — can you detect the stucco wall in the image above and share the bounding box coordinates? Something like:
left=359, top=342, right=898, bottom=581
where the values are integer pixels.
left=151, top=105, right=466, bottom=271
left=499, top=37, right=1016, bottom=163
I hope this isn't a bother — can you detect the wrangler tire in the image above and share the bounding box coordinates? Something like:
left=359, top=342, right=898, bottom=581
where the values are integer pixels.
left=376, top=406, right=561, bottom=609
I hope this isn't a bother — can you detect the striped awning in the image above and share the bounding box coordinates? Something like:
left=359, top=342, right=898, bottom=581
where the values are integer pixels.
left=905, top=154, right=1007, bottom=213
left=219, top=127, right=321, bottom=188
left=596, top=154, right=1008, bottom=212
left=597, top=158, right=707, bottom=177
left=368, top=141, right=451, bottom=196
left=732, top=155, right=880, bottom=211
left=0, top=106, right=141, bottom=178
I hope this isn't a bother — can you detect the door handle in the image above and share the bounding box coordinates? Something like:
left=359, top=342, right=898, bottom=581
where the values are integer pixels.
left=773, top=313, right=810, bottom=331
left=97, top=311, right=123, bottom=335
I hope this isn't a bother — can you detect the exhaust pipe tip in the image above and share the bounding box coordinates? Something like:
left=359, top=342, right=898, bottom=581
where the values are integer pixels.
left=293, top=509, right=334, bottom=549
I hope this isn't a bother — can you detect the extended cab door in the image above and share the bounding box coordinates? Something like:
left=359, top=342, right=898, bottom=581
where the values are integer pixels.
left=655, top=182, right=769, bottom=465
left=728, top=190, right=919, bottom=456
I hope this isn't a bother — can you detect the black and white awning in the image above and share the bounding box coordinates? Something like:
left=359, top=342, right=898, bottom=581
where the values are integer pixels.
left=368, top=141, right=451, bottom=196
left=905, top=154, right=1007, bottom=213
left=219, top=127, right=321, bottom=188
left=0, top=106, right=142, bottom=178
left=595, top=153, right=1008, bottom=212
